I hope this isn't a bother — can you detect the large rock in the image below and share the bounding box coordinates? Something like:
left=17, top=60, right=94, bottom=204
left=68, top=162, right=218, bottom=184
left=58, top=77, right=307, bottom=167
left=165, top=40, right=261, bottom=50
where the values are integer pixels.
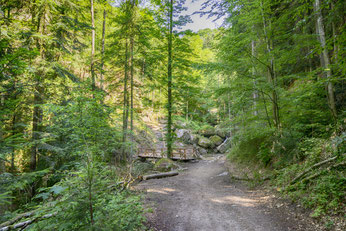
left=198, top=136, right=213, bottom=148
left=217, top=137, right=232, bottom=153
left=190, top=134, right=200, bottom=144
left=199, top=126, right=216, bottom=137
left=173, top=120, right=187, bottom=129
left=175, top=129, right=192, bottom=144
left=209, top=135, right=223, bottom=147
left=216, top=128, right=228, bottom=139
left=196, top=146, right=208, bottom=155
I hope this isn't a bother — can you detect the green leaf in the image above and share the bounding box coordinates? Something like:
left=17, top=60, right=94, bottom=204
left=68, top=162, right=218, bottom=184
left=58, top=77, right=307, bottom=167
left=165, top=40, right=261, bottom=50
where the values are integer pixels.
left=49, top=185, right=67, bottom=195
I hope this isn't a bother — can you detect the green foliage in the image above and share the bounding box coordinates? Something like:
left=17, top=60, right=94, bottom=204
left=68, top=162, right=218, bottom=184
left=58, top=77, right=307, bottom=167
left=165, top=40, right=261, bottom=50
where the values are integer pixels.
left=173, top=116, right=206, bottom=132
left=273, top=133, right=346, bottom=217
left=29, top=163, right=145, bottom=231
left=228, top=125, right=274, bottom=166
left=131, top=160, right=155, bottom=178
left=44, top=88, right=122, bottom=167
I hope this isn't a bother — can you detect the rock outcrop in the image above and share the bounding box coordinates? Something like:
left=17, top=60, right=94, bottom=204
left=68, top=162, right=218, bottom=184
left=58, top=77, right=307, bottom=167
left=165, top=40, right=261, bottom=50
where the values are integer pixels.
left=175, top=129, right=193, bottom=144
left=216, top=138, right=232, bottom=153
left=198, top=136, right=213, bottom=148
left=209, top=135, right=223, bottom=147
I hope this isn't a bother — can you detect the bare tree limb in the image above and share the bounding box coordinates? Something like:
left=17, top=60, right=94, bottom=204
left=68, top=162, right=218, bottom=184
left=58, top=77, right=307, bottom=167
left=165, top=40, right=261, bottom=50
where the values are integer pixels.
left=290, top=156, right=338, bottom=185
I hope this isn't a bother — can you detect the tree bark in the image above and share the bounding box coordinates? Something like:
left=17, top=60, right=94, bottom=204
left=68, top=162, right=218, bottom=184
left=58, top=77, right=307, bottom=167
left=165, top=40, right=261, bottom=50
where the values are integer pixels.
left=260, top=0, right=280, bottom=128
left=166, top=0, right=173, bottom=159
left=251, top=40, right=258, bottom=116
left=290, top=155, right=337, bottom=185
left=30, top=82, right=43, bottom=171
left=142, top=171, right=178, bottom=180
left=130, top=37, right=134, bottom=131
left=314, top=0, right=337, bottom=118
left=11, top=113, right=16, bottom=172
left=122, top=40, right=129, bottom=159
left=100, top=9, right=106, bottom=91
left=90, top=0, right=96, bottom=93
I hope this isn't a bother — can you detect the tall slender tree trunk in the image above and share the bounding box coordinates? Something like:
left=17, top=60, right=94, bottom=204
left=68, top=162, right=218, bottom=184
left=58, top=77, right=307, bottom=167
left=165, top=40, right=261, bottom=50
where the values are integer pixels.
left=100, top=9, right=106, bottom=90
left=130, top=37, right=134, bottom=131
left=90, top=0, right=96, bottom=93
left=122, top=40, right=129, bottom=159
left=0, top=99, right=4, bottom=173
left=30, top=81, right=42, bottom=171
left=251, top=40, right=258, bottom=116
left=166, top=0, right=173, bottom=159
left=11, top=114, right=16, bottom=172
left=314, top=0, right=337, bottom=118
left=260, top=0, right=280, bottom=128
left=31, top=8, right=45, bottom=172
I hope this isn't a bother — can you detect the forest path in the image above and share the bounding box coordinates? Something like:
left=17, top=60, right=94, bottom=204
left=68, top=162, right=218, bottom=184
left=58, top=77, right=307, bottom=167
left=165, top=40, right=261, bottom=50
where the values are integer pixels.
left=136, top=155, right=314, bottom=231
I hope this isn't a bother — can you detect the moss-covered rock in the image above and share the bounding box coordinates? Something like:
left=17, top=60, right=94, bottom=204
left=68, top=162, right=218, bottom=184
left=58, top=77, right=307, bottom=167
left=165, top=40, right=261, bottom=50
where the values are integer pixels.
left=199, top=125, right=216, bottom=137
left=175, top=129, right=193, bottom=144
left=210, top=135, right=223, bottom=146
left=198, top=136, right=213, bottom=148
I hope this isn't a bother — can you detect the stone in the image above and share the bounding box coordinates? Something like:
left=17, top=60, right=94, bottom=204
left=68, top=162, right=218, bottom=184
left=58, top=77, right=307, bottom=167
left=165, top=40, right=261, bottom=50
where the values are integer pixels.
left=216, top=128, right=228, bottom=139
left=191, top=134, right=200, bottom=144
left=200, top=127, right=216, bottom=137
left=217, top=137, right=232, bottom=153
left=197, top=146, right=208, bottom=155
left=198, top=136, right=213, bottom=148
left=173, top=120, right=187, bottom=129
left=175, top=129, right=193, bottom=144
left=209, top=135, right=223, bottom=147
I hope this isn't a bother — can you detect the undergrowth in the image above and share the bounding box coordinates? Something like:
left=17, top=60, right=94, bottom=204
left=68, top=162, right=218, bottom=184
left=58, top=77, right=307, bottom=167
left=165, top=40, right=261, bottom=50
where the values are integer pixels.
left=227, top=124, right=345, bottom=218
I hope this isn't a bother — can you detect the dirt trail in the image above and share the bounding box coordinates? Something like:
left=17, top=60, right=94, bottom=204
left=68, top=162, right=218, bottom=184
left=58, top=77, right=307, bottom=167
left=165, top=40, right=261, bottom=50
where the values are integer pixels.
left=136, top=155, right=315, bottom=231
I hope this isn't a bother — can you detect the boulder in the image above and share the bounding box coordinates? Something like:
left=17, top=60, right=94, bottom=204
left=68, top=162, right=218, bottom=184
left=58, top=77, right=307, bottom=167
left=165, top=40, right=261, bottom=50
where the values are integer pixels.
left=173, top=120, right=187, bottom=129
left=216, top=128, right=227, bottom=139
left=217, top=138, right=232, bottom=153
left=198, top=136, right=213, bottom=148
left=209, top=135, right=223, bottom=147
left=190, top=134, right=199, bottom=144
left=200, top=127, right=216, bottom=137
left=175, top=129, right=192, bottom=144
left=197, top=146, right=208, bottom=155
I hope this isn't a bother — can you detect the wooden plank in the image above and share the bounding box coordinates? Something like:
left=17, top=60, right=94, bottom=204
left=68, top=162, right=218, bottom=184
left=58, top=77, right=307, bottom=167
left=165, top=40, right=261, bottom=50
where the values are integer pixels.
left=138, top=148, right=196, bottom=160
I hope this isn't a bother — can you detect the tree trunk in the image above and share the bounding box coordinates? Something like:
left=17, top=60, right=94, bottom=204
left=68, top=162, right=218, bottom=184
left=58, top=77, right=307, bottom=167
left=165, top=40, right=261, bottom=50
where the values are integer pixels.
left=166, top=0, right=173, bottom=159
left=142, top=171, right=178, bottom=180
left=30, top=82, right=43, bottom=171
left=122, top=40, right=129, bottom=159
left=130, top=37, right=134, bottom=131
left=260, top=0, right=280, bottom=128
left=90, top=0, right=96, bottom=93
left=314, top=0, right=337, bottom=118
left=100, top=9, right=106, bottom=90
left=0, top=125, right=4, bottom=174
left=251, top=40, right=258, bottom=116
left=11, top=113, right=16, bottom=172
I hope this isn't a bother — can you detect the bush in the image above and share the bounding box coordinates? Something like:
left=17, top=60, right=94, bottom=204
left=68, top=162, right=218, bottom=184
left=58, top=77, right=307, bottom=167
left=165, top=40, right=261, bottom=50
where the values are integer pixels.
left=273, top=133, right=346, bottom=217
left=28, top=162, right=146, bottom=230
left=228, top=125, right=274, bottom=166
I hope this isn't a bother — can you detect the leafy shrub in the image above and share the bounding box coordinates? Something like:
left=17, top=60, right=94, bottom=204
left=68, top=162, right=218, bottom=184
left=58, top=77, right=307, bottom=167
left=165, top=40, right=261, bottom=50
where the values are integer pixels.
left=29, top=162, right=145, bottom=231
left=228, top=125, right=274, bottom=166
left=273, top=133, right=346, bottom=217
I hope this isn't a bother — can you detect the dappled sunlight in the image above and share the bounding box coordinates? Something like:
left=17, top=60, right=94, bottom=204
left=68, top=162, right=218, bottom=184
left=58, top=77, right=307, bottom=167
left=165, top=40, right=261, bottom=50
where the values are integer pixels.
left=147, top=187, right=177, bottom=194
left=210, top=195, right=261, bottom=207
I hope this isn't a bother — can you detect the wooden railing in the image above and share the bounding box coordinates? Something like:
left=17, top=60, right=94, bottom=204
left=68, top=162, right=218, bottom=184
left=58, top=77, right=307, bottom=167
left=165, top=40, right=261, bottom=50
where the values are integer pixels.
left=138, top=147, right=197, bottom=160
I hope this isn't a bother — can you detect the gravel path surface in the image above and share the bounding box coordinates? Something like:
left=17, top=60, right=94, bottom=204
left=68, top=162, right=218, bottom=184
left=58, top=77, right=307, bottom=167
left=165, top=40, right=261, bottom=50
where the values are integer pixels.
left=136, top=155, right=315, bottom=231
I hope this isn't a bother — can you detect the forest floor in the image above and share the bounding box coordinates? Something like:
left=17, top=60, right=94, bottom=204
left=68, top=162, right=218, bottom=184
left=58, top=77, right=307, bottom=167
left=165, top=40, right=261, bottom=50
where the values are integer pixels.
left=135, top=154, right=322, bottom=231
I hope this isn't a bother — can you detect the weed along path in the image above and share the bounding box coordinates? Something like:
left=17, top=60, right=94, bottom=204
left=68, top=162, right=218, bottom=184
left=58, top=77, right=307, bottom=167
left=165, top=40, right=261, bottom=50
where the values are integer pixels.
left=136, top=155, right=314, bottom=231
